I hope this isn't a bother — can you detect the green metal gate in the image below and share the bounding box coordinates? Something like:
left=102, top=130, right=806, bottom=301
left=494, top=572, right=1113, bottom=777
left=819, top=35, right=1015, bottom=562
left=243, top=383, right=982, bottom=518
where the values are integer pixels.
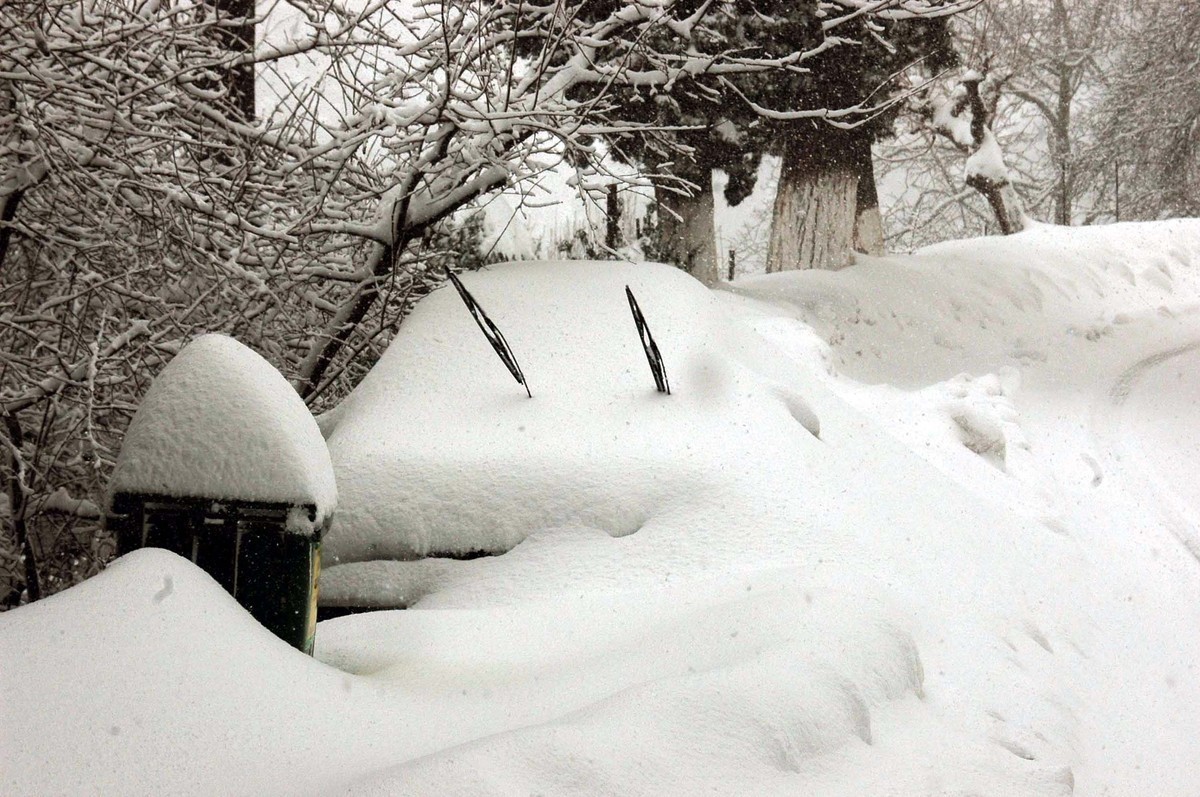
left=107, top=493, right=325, bottom=654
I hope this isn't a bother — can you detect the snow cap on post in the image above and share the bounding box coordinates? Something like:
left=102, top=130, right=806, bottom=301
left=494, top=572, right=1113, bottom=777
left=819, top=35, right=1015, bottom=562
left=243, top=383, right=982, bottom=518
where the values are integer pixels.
left=109, top=334, right=337, bottom=530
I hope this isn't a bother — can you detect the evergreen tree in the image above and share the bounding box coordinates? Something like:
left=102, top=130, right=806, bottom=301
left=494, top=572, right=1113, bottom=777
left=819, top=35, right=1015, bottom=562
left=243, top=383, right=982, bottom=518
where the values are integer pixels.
left=736, top=4, right=957, bottom=271
left=530, top=1, right=762, bottom=283
left=568, top=1, right=958, bottom=275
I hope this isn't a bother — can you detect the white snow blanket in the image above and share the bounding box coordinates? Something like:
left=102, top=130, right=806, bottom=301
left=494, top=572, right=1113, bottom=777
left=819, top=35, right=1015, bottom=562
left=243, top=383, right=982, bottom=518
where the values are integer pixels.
left=4, top=220, right=1200, bottom=796
left=321, top=260, right=820, bottom=564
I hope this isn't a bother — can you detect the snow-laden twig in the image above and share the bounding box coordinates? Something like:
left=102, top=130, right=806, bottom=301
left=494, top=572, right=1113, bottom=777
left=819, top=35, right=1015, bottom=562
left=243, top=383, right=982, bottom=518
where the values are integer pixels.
left=2, top=320, right=150, bottom=415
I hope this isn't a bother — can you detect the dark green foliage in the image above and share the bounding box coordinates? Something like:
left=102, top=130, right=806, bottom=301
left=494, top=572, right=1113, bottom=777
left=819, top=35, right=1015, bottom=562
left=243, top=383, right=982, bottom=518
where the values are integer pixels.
left=544, top=1, right=957, bottom=203
left=730, top=2, right=958, bottom=162
left=529, top=2, right=774, bottom=204
left=426, top=212, right=496, bottom=273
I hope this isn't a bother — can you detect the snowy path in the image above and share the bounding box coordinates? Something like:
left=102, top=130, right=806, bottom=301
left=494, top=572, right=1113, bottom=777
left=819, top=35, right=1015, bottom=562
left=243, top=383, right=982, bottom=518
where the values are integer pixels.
left=1059, top=332, right=1200, bottom=796
left=1109, top=342, right=1200, bottom=560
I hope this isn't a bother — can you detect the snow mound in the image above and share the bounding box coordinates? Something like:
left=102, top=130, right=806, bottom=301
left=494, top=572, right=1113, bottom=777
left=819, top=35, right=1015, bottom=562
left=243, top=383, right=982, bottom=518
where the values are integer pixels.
left=323, top=260, right=819, bottom=563
left=6, top=550, right=1049, bottom=797
left=108, top=333, right=336, bottom=524
left=730, top=218, right=1200, bottom=388
left=0, top=549, right=332, bottom=795
left=323, top=570, right=1072, bottom=797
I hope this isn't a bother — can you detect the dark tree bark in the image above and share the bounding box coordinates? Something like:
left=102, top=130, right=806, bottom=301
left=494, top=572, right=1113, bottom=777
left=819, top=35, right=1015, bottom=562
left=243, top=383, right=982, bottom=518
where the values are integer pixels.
left=0, top=82, right=31, bottom=278
left=961, top=75, right=1028, bottom=235
left=296, top=236, right=409, bottom=400
left=605, top=183, right=620, bottom=250
left=766, top=131, right=861, bottom=272
left=1053, top=68, right=1072, bottom=226
left=926, top=72, right=1029, bottom=236
left=211, top=0, right=256, bottom=122
left=852, top=135, right=885, bottom=256
left=965, top=170, right=1027, bottom=235
left=657, top=174, right=719, bottom=285
left=0, top=189, right=22, bottom=278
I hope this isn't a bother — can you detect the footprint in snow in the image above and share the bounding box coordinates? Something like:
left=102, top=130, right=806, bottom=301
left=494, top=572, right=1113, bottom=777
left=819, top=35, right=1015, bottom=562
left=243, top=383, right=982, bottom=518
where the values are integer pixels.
left=152, top=575, right=173, bottom=604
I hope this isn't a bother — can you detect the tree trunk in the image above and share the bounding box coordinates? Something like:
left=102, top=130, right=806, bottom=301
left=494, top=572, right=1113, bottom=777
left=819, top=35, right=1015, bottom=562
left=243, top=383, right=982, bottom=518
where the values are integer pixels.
left=295, top=237, right=406, bottom=399
left=605, top=183, right=620, bottom=250
left=966, top=173, right=1028, bottom=235
left=657, top=175, right=719, bottom=285
left=211, top=0, right=256, bottom=122
left=766, top=134, right=859, bottom=272
left=852, top=137, right=885, bottom=256
left=1053, top=69, right=1072, bottom=225
left=1050, top=0, right=1072, bottom=226
left=959, top=76, right=1030, bottom=236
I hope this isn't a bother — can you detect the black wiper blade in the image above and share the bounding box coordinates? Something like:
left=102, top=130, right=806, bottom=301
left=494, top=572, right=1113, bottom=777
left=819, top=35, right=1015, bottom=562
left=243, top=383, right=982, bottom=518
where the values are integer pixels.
left=626, top=285, right=670, bottom=395
left=448, top=271, right=531, bottom=398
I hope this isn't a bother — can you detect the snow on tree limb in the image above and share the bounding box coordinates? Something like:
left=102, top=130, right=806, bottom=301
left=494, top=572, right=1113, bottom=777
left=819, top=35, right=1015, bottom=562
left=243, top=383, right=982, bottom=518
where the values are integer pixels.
left=287, top=0, right=969, bottom=394
left=2, top=321, right=151, bottom=416
left=922, top=68, right=1029, bottom=234
left=822, top=0, right=981, bottom=31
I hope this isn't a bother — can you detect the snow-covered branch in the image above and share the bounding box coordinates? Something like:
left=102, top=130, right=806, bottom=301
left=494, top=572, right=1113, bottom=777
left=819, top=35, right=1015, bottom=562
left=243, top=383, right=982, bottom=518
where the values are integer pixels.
left=921, top=69, right=1029, bottom=234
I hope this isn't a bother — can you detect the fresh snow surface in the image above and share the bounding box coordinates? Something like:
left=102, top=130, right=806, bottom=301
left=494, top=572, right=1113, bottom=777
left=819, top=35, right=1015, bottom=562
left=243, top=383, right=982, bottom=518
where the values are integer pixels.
left=5, top=220, right=1200, bottom=795
left=107, top=333, right=336, bottom=525
left=321, top=259, right=820, bottom=564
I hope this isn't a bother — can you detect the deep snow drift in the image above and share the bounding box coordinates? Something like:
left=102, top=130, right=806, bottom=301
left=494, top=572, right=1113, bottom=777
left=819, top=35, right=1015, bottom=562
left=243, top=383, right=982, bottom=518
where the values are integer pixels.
left=320, top=259, right=820, bottom=565
left=4, top=220, right=1200, bottom=796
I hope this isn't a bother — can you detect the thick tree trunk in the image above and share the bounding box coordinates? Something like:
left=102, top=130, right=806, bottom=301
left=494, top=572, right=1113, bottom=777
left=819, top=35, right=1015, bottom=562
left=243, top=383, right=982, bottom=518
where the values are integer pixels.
left=766, top=135, right=858, bottom=272
left=852, top=137, right=885, bottom=256
left=657, top=175, right=719, bottom=285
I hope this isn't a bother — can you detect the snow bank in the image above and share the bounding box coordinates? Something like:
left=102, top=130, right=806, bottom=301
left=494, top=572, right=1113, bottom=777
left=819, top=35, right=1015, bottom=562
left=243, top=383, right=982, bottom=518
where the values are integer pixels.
left=729, top=219, right=1200, bottom=388
left=108, top=334, right=336, bottom=525
left=1, top=549, right=1009, bottom=797
left=0, top=549, right=337, bottom=795
left=727, top=219, right=1200, bottom=795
